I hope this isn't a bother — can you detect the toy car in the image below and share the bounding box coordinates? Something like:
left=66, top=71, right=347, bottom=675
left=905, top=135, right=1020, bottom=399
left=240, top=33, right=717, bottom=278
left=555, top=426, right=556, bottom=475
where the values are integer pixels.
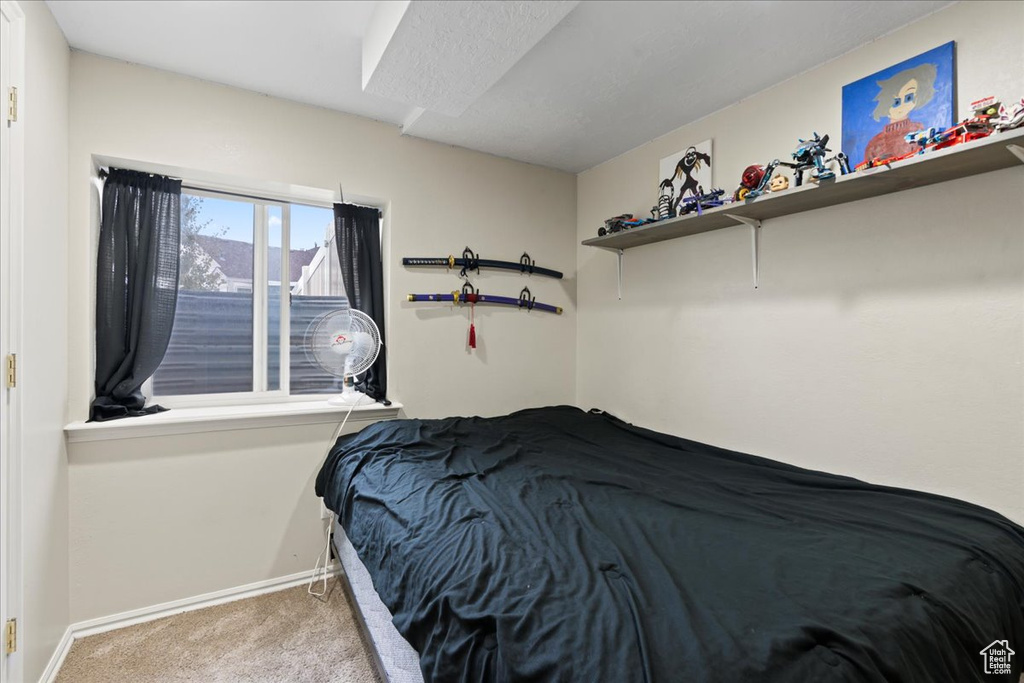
left=855, top=153, right=907, bottom=171
left=597, top=214, right=634, bottom=236
left=905, top=127, right=951, bottom=155
left=596, top=214, right=654, bottom=236
left=855, top=144, right=923, bottom=171
left=929, top=123, right=991, bottom=152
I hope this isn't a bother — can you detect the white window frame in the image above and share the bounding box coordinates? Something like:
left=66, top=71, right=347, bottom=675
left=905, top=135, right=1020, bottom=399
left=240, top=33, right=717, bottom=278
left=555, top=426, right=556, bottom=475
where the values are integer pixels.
left=92, top=159, right=386, bottom=410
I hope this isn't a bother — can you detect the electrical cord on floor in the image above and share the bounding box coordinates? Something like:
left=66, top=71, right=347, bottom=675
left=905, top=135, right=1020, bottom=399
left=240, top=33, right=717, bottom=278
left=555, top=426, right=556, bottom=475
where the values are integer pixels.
left=309, top=400, right=359, bottom=597
left=308, top=512, right=334, bottom=597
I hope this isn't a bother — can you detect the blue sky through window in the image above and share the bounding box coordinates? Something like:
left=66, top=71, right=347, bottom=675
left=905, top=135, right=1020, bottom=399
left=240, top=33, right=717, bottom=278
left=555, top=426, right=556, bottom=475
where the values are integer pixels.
left=186, top=193, right=334, bottom=250
left=292, top=204, right=334, bottom=250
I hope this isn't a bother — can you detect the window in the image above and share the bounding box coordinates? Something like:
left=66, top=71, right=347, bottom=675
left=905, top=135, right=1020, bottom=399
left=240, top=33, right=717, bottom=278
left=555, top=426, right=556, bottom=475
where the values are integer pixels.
left=151, top=187, right=356, bottom=403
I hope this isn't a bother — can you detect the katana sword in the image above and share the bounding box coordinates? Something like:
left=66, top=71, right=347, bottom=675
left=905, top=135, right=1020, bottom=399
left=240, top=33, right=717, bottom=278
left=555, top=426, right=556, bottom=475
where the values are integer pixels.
left=403, top=247, right=563, bottom=279
left=407, top=285, right=562, bottom=315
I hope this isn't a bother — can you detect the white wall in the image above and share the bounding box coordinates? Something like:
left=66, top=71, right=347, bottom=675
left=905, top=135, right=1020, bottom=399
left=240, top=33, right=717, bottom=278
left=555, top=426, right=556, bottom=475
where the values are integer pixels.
left=577, top=1, right=1024, bottom=524
left=67, top=420, right=365, bottom=622
left=66, top=53, right=577, bottom=622
left=18, top=0, right=70, bottom=679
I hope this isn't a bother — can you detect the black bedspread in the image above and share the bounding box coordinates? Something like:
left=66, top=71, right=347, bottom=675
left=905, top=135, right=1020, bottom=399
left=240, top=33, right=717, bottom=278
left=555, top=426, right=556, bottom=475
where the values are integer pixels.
left=315, top=406, right=1024, bottom=683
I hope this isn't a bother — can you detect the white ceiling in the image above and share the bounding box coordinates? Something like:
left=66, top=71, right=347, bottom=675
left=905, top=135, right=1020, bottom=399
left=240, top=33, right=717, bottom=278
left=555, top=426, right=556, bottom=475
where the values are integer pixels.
left=46, top=0, right=953, bottom=173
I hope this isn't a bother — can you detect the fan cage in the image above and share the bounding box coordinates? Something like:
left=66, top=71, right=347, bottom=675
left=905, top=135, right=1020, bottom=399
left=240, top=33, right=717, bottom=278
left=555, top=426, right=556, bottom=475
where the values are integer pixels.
left=307, top=309, right=380, bottom=379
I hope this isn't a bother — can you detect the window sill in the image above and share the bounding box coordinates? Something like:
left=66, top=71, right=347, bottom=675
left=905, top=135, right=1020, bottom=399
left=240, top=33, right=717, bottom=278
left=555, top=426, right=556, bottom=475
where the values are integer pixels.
left=64, top=400, right=403, bottom=443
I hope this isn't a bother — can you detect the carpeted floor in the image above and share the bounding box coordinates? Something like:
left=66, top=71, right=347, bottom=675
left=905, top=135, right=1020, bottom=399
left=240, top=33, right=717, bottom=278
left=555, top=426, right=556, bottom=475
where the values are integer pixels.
left=55, top=579, right=382, bottom=683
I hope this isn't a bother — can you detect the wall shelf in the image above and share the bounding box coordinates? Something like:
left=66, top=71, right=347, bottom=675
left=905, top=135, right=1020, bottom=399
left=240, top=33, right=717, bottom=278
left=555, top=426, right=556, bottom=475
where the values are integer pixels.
left=582, top=128, right=1024, bottom=254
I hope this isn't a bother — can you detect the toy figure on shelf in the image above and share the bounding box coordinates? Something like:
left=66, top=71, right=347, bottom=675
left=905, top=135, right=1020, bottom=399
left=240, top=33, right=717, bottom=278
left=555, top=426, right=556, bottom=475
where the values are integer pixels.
left=970, top=96, right=1001, bottom=122
left=785, top=132, right=851, bottom=186
left=654, top=180, right=676, bottom=220
left=733, top=160, right=782, bottom=201
left=994, top=97, right=1024, bottom=132
left=678, top=187, right=726, bottom=216
left=769, top=175, right=790, bottom=192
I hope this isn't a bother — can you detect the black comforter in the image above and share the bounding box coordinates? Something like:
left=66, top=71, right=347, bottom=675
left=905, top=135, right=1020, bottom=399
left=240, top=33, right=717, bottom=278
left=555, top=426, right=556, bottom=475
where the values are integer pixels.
left=315, top=406, right=1024, bottom=682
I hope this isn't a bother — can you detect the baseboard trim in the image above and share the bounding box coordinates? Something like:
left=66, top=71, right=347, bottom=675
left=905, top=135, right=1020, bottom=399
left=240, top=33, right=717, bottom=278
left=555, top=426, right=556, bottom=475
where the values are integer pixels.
left=41, top=564, right=340, bottom=683
left=72, top=564, right=342, bottom=639
left=37, top=626, right=73, bottom=683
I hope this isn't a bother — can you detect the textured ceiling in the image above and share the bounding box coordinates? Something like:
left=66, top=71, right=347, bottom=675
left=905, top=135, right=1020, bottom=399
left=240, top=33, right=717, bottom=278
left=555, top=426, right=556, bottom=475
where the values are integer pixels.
left=46, top=0, right=412, bottom=124
left=364, top=1, right=578, bottom=116
left=404, top=1, right=956, bottom=171
left=46, top=0, right=953, bottom=172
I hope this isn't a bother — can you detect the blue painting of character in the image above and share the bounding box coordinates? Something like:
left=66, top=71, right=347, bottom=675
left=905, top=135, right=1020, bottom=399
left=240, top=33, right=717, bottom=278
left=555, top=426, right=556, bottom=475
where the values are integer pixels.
left=842, top=42, right=955, bottom=166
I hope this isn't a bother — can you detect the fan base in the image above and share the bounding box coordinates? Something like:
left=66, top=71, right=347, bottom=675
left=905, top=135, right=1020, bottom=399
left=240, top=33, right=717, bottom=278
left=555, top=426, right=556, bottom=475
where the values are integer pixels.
left=327, top=391, right=376, bottom=407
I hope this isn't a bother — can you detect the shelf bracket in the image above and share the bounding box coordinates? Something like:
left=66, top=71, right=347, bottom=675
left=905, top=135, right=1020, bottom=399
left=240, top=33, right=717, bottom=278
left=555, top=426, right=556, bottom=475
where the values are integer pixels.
left=1007, top=144, right=1024, bottom=165
left=591, top=245, right=625, bottom=299
left=615, top=249, right=624, bottom=300
left=725, top=214, right=763, bottom=289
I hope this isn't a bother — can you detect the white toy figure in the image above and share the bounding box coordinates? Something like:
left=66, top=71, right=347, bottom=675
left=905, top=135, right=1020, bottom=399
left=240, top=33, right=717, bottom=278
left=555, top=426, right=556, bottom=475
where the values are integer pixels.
left=994, top=97, right=1024, bottom=132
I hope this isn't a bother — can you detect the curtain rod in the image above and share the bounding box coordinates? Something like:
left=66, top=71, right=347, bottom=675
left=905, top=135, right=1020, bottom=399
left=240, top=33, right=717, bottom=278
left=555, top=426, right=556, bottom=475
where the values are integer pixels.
left=97, top=168, right=383, bottom=217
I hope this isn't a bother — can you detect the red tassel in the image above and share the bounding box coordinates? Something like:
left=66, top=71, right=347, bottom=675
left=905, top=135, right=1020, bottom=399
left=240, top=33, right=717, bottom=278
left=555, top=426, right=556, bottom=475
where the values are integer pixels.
left=469, top=323, right=476, bottom=349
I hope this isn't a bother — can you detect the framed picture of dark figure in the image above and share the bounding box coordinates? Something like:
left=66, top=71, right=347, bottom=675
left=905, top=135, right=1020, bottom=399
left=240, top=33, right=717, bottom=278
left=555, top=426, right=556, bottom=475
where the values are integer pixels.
left=842, top=42, right=955, bottom=166
left=657, top=140, right=712, bottom=219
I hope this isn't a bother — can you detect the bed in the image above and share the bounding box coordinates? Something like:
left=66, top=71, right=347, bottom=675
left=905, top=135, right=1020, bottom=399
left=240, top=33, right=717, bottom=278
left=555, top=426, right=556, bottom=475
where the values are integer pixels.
left=316, top=406, right=1024, bottom=682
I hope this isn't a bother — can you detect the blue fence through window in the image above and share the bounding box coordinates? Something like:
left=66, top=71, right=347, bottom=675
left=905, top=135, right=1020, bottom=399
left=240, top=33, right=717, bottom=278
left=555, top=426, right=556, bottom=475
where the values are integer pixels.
left=153, top=292, right=346, bottom=396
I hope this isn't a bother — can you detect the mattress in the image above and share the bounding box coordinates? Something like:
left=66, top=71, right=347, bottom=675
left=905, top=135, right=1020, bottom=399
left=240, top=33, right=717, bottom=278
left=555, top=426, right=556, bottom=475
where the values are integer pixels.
left=332, top=518, right=424, bottom=683
left=317, top=406, right=1024, bottom=682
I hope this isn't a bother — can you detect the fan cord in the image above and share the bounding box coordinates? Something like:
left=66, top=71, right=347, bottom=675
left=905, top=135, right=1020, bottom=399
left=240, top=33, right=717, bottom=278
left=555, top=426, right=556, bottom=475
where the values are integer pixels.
left=308, top=513, right=334, bottom=597
left=330, top=397, right=359, bottom=443
left=309, top=399, right=359, bottom=597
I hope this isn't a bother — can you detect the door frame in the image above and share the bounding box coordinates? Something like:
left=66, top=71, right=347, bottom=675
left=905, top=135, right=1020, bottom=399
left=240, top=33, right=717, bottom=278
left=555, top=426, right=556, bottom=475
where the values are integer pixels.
left=0, top=2, right=26, bottom=682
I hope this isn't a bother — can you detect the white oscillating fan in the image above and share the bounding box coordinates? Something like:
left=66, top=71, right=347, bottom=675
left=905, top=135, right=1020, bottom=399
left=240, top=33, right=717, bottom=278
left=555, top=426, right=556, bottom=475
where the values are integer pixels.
left=307, top=308, right=381, bottom=406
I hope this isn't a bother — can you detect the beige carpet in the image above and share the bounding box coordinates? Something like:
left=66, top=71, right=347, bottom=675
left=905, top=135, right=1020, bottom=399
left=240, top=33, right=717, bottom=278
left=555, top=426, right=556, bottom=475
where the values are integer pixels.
left=55, top=580, right=382, bottom=683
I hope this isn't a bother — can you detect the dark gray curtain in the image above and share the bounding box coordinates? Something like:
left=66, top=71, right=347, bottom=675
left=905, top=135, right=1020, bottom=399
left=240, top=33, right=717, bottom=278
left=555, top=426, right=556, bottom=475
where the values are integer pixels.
left=91, top=169, right=182, bottom=421
left=334, top=203, right=388, bottom=403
